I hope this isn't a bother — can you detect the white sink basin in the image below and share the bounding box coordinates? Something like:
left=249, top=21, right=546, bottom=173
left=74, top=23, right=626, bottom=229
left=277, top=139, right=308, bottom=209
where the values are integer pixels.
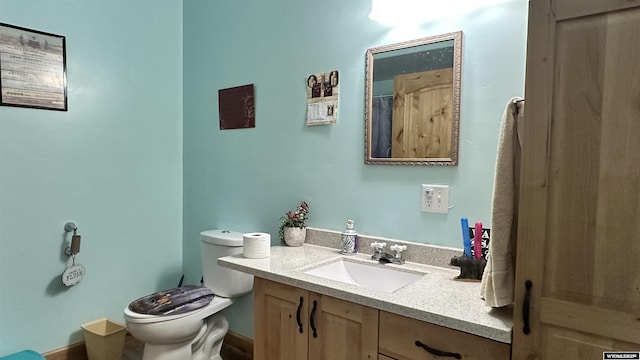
left=304, top=258, right=424, bottom=293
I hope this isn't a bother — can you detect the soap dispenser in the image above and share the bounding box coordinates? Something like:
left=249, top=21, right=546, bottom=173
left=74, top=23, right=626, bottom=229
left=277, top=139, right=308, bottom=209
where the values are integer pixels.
left=340, top=219, right=358, bottom=255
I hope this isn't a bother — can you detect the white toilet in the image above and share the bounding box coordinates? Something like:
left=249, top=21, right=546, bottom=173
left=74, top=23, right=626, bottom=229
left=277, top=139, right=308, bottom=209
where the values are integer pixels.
left=124, top=230, right=254, bottom=360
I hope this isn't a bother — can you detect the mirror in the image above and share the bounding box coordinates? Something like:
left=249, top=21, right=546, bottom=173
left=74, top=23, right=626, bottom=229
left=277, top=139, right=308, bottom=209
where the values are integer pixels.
left=365, top=31, right=462, bottom=165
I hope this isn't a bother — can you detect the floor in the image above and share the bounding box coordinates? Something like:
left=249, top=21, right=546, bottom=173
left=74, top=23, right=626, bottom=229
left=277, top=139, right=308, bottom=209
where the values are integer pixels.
left=119, top=334, right=250, bottom=360
left=121, top=335, right=144, bottom=360
left=45, top=329, right=249, bottom=360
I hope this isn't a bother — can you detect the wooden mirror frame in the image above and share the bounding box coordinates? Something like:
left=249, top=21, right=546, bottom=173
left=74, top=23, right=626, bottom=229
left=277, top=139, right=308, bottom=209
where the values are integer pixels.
left=364, top=31, right=462, bottom=165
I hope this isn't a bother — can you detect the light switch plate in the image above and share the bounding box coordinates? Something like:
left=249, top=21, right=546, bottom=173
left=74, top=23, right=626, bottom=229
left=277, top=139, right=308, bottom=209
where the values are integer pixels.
left=421, top=184, right=449, bottom=213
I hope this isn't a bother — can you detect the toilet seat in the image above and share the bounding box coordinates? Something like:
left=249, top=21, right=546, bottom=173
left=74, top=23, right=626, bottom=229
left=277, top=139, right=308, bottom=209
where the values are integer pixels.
left=124, top=296, right=233, bottom=324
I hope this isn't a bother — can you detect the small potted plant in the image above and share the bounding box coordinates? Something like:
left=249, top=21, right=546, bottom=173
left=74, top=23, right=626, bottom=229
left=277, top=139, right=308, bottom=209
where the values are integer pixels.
left=279, top=201, right=309, bottom=246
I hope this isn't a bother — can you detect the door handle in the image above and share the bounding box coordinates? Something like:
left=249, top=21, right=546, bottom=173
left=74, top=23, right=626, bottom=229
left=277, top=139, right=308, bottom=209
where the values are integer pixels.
left=523, top=280, right=532, bottom=334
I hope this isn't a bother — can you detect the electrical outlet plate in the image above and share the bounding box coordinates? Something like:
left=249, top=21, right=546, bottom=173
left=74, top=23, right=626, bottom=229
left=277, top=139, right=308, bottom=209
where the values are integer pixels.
left=421, top=184, right=449, bottom=213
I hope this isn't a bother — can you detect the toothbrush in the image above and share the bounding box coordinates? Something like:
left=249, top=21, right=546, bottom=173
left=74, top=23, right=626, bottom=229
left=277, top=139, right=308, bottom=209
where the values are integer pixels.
left=461, top=218, right=472, bottom=258
left=474, top=221, right=483, bottom=259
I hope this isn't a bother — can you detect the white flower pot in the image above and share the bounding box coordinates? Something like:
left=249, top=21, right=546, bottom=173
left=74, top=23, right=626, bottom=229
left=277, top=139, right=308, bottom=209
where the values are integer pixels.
left=284, top=227, right=306, bottom=247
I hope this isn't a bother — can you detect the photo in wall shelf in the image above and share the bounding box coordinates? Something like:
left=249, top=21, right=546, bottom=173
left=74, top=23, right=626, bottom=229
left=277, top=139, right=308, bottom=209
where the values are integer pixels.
left=306, top=70, right=339, bottom=126
left=218, top=84, right=255, bottom=130
left=0, top=22, right=67, bottom=111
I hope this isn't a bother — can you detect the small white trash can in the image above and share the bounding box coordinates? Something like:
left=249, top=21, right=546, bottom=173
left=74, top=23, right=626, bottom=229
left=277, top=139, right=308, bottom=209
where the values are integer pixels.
left=81, top=318, right=126, bottom=360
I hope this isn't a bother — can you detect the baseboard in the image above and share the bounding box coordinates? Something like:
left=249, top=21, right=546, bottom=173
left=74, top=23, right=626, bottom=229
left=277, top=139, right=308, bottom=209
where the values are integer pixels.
left=42, top=331, right=252, bottom=360
left=43, top=341, right=86, bottom=360
left=221, top=331, right=253, bottom=360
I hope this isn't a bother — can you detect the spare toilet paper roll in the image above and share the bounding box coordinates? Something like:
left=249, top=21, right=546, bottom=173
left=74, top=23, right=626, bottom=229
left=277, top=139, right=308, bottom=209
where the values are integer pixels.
left=243, top=232, right=271, bottom=258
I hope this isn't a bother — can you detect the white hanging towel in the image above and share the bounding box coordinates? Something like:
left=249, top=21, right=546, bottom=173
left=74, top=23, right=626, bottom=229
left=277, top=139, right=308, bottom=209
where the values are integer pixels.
left=480, top=97, right=524, bottom=308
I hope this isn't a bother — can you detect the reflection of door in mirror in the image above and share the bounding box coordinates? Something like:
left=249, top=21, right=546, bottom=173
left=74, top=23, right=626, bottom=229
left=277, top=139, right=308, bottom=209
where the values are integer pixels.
left=392, top=68, right=453, bottom=158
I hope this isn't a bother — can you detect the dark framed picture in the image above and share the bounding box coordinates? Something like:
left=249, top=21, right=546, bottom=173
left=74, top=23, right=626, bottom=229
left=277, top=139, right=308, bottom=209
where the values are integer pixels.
left=218, top=84, right=255, bottom=130
left=0, top=22, right=67, bottom=111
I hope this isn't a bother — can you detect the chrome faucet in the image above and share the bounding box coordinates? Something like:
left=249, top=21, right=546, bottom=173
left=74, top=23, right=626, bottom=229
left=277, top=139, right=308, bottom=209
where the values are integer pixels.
left=371, top=242, right=407, bottom=265
left=370, top=241, right=387, bottom=260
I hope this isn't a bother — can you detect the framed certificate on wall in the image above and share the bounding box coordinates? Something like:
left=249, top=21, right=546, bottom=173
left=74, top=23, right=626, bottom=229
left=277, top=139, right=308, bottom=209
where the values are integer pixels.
left=0, top=22, right=67, bottom=111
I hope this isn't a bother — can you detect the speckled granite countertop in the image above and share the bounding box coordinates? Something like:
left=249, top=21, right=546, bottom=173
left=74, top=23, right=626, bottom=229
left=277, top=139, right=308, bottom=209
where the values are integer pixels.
left=218, top=241, right=513, bottom=344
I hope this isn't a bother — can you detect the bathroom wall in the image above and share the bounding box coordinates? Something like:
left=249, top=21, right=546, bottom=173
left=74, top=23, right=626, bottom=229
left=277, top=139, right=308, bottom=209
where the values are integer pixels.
left=0, top=0, right=183, bottom=355
left=0, top=0, right=526, bottom=353
left=184, top=0, right=528, bottom=337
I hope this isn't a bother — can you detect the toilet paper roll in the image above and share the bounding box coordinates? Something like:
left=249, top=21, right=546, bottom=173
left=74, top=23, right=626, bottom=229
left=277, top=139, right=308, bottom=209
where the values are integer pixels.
left=243, top=232, right=271, bottom=258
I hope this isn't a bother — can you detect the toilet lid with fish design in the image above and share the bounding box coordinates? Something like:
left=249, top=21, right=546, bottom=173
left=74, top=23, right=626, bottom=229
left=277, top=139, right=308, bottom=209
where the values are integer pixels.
left=128, top=285, right=214, bottom=316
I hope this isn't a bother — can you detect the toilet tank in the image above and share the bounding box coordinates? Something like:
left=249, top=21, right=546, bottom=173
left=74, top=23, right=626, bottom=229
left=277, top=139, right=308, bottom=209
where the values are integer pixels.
left=200, top=230, right=254, bottom=298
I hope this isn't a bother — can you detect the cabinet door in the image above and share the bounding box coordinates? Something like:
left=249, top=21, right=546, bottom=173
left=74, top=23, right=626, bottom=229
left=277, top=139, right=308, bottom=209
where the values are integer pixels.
left=254, top=278, right=308, bottom=360
left=514, top=1, right=640, bottom=358
left=308, top=292, right=378, bottom=360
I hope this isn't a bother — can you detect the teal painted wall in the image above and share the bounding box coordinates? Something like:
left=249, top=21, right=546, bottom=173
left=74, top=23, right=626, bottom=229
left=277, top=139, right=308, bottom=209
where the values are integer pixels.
left=184, top=0, right=528, bottom=338
left=0, top=0, right=527, bottom=354
left=0, top=0, right=183, bottom=355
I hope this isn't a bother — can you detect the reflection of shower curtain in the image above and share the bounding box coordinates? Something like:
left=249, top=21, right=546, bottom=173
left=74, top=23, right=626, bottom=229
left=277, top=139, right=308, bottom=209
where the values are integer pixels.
left=371, top=96, right=393, bottom=158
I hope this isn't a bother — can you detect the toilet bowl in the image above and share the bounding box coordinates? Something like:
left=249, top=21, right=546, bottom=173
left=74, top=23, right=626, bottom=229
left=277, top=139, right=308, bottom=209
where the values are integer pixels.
left=123, top=230, right=254, bottom=360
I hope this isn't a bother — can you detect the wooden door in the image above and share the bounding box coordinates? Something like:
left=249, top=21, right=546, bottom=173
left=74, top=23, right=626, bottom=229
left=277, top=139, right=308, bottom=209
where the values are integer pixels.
left=308, top=292, right=378, bottom=360
left=392, top=68, right=453, bottom=158
left=254, top=278, right=308, bottom=360
left=513, top=1, right=640, bottom=358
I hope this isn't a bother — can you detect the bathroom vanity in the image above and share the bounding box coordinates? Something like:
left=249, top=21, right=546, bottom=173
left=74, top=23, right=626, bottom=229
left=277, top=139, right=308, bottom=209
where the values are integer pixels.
left=219, top=241, right=512, bottom=360
left=253, top=277, right=510, bottom=360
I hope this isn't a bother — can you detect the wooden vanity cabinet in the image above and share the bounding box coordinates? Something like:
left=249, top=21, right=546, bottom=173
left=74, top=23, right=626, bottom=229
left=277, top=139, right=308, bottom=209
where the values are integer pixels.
left=378, top=311, right=510, bottom=360
left=253, top=277, right=378, bottom=360
left=254, top=278, right=510, bottom=360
